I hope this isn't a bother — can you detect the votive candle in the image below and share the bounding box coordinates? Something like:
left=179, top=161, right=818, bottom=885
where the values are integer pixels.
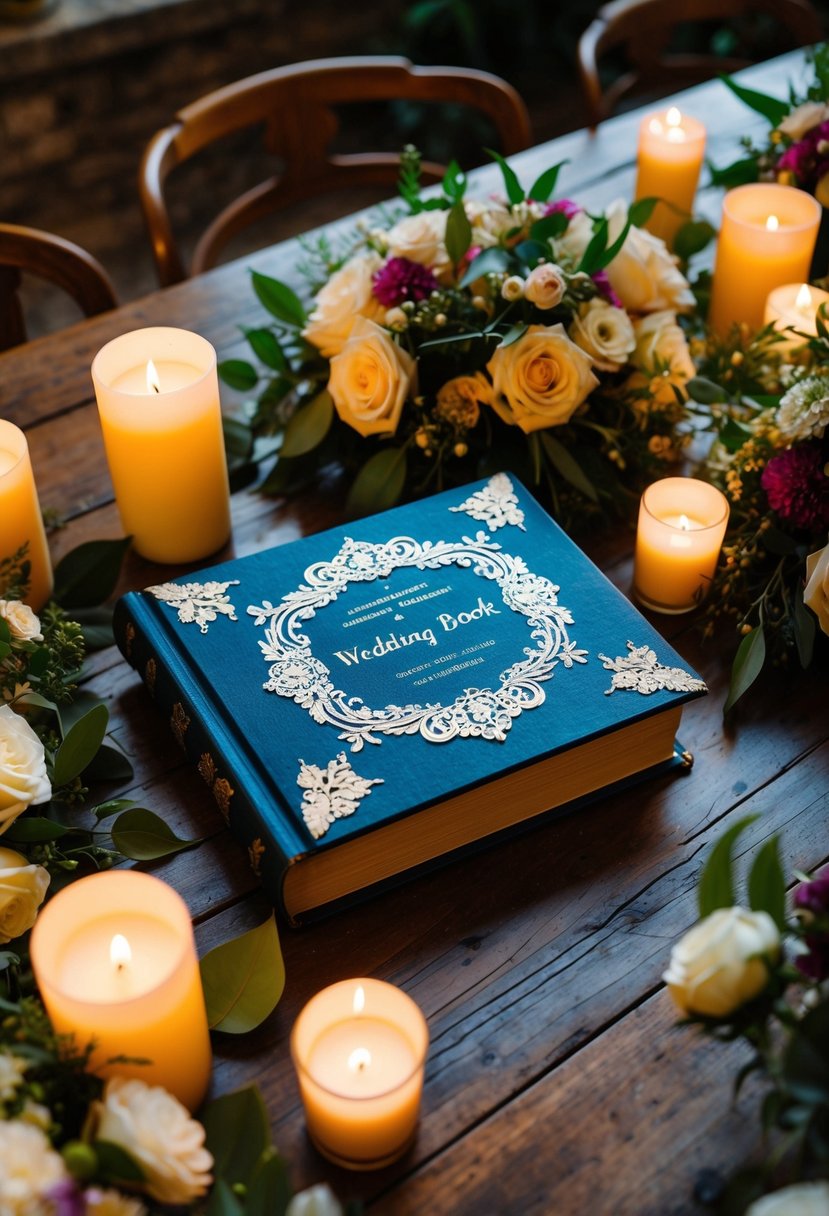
left=291, top=978, right=429, bottom=1170
left=91, top=327, right=231, bottom=564
left=635, top=107, right=706, bottom=247
left=709, top=184, right=821, bottom=337
left=633, top=477, right=730, bottom=614
left=31, top=870, right=212, bottom=1112
left=764, top=282, right=829, bottom=349
left=0, top=420, right=53, bottom=611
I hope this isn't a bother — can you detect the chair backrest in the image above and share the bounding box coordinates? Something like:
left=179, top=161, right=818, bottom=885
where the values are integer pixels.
left=139, top=55, right=532, bottom=287
left=578, top=0, right=824, bottom=127
left=0, top=223, right=118, bottom=352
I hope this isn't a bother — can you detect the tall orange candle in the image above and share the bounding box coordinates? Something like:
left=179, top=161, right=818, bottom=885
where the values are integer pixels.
left=31, top=871, right=211, bottom=1112
left=635, top=107, right=706, bottom=247
left=91, top=327, right=231, bottom=564
left=0, top=420, right=53, bottom=611
left=709, top=184, right=821, bottom=337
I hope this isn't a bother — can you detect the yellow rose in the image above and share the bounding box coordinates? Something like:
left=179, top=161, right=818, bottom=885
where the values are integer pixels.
left=804, top=539, right=829, bottom=636
left=569, top=298, right=635, bottom=371
left=435, top=374, right=490, bottom=429
left=0, top=846, right=49, bottom=944
left=302, top=253, right=385, bottom=359
left=486, top=324, right=598, bottom=433
left=327, top=317, right=416, bottom=438
left=0, top=705, right=51, bottom=834
left=664, top=906, right=780, bottom=1018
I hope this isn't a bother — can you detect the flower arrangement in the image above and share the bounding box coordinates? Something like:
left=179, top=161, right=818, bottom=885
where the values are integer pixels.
left=665, top=817, right=829, bottom=1213
left=220, top=147, right=697, bottom=524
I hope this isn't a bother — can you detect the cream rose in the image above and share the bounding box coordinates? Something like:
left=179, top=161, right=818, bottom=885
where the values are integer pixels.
left=778, top=101, right=829, bottom=141
left=552, top=209, right=594, bottom=266
left=386, top=210, right=450, bottom=277
left=631, top=310, right=695, bottom=382
left=0, top=705, right=51, bottom=834
left=746, top=1182, right=829, bottom=1216
left=435, top=374, right=490, bottom=429
left=604, top=200, right=695, bottom=313
left=487, top=323, right=598, bottom=433
left=0, top=846, right=50, bottom=944
left=569, top=298, right=635, bottom=371
left=664, top=906, right=780, bottom=1018
left=465, top=198, right=513, bottom=248
left=95, top=1077, right=213, bottom=1206
left=0, top=1122, right=66, bottom=1216
left=286, top=1184, right=345, bottom=1216
left=524, top=263, right=567, bottom=311
left=302, top=252, right=385, bottom=359
left=85, top=1188, right=148, bottom=1216
left=0, top=601, right=42, bottom=643
left=327, top=317, right=415, bottom=438
left=804, top=539, right=829, bottom=636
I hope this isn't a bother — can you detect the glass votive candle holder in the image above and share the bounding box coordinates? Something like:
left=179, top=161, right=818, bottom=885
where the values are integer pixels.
left=291, top=977, right=429, bottom=1171
left=633, top=477, right=730, bottom=614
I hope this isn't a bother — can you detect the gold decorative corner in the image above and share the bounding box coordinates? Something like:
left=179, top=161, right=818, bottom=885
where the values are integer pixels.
left=125, top=621, right=136, bottom=659
left=248, top=837, right=265, bottom=877
left=680, top=750, right=695, bottom=770
left=197, top=753, right=217, bottom=786
left=170, top=702, right=190, bottom=749
left=212, top=777, right=234, bottom=822
left=145, top=657, right=157, bottom=694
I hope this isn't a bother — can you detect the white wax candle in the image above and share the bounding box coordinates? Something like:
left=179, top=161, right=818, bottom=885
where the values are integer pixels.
left=110, top=360, right=203, bottom=394
left=764, top=282, right=829, bottom=349
left=633, top=478, right=729, bottom=614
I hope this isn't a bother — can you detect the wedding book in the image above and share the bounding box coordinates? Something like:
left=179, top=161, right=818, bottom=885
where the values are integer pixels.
left=114, top=474, right=706, bottom=924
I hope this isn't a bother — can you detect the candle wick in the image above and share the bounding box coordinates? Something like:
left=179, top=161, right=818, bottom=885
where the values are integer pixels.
left=151, top=384, right=160, bottom=394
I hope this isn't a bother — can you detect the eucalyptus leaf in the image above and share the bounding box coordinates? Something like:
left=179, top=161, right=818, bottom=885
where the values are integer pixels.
left=251, top=271, right=306, bottom=327
left=111, top=808, right=201, bottom=861
left=540, top=433, right=599, bottom=503
left=93, top=798, right=136, bottom=821
left=498, top=322, right=529, bottom=349
left=246, top=1148, right=291, bottom=1216
left=747, top=836, right=786, bottom=931
left=724, top=626, right=766, bottom=715
left=94, top=1140, right=145, bottom=1184
left=346, top=448, right=407, bottom=517
left=72, top=606, right=115, bottom=652
left=15, top=691, right=57, bottom=714
left=628, top=197, right=658, bottom=227
left=528, top=161, right=567, bottom=202
left=459, top=246, right=511, bottom=287
left=83, top=742, right=134, bottom=783
left=793, top=587, right=817, bottom=669
left=52, top=538, right=132, bottom=610
left=529, top=212, right=569, bottom=243
left=441, top=158, right=466, bottom=203
left=218, top=360, right=259, bottom=392
left=707, top=155, right=761, bottom=188
left=697, top=814, right=760, bottom=918
left=205, top=1178, right=245, bottom=1216
left=484, top=147, right=524, bottom=206
left=5, top=817, right=69, bottom=843
left=720, top=74, right=789, bottom=127
left=200, top=915, right=285, bottom=1034
left=243, top=327, right=288, bottom=371
left=673, top=220, right=717, bottom=261
left=687, top=376, right=730, bottom=405
left=223, top=417, right=255, bottom=461
left=53, top=703, right=109, bottom=786
left=513, top=239, right=550, bottom=268
left=280, top=390, right=333, bottom=458
left=202, top=1086, right=269, bottom=1186
left=445, top=199, right=473, bottom=265
left=577, top=218, right=609, bottom=275
left=719, top=416, right=754, bottom=452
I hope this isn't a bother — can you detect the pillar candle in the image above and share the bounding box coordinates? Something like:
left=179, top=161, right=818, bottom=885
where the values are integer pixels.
left=31, top=870, right=212, bottom=1112
left=764, top=281, right=829, bottom=349
left=0, top=420, right=53, bottom=611
left=91, top=327, right=231, bottom=564
left=709, top=184, right=821, bottom=337
left=291, top=978, right=429, bottom=1170
left=635, top=107, right=706, bottom=247
left=633, top=477, right=730, bottom=614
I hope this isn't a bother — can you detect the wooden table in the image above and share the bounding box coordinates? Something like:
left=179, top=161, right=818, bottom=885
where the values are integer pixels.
left=2, top=50, right=827, bottom=1215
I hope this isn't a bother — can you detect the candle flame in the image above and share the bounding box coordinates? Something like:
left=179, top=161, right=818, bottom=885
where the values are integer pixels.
left=666, top=106, right=682, bottom=126
left=766, top=214, right=780, bottom=232
left=679, top=514, right=691, bottom=531
left=110, top=933, right=132, bottom=970
left=146, top=359, right=161, bottom=394
left=648, top=117, right=663, bottom=136
left=796, top=283, right=813, bottom=309
left=348, top=1047, right=372, bottom=1073
left=353, top=985, right=366, bottom=1015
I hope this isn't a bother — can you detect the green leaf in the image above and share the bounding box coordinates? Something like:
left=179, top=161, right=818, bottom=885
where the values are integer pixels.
left=540, top=433, right=599, bottom=503
left=246, top=1148, right=291, bottom=1216
left=94, top=1140, right=145, bottom=1183
left=72, top=606, right=115, bottom=652
left=529, top=212, right=569, bottom=243
left=720, top=74, right=789, bottom=127
left=53, top=703, right=109, bottom=786
left=5, top=817, right=69, bottom=843
left=577, top=217, right=611, bottom=275
left=485, top=147, right=524, bottom=206
left=200, top=916, right=285, bottom=1034
left=747, top=836, right=786, bottom=931
left=528, top=161, right=567, bottom=202
left=698, top=814, right=760, bottom=918
left=111, top=808, right=200, bottom=861
left=707, top=155, right=761, bottom=188
left=724, top=626, right=766, bottom=715
left=346, top=448, right=407, bottom=517
left=498, top=322, right=528, bottom=349
left=629, top=197, right=658, bottom=227
left=52, top=538, right=132, bottom=609
left=760, top=526, right=798, bottom=556
left=441, top=158, right=466, bottom=203
left=513, top=239, right=550, bottom=268
left=673, top=220, right=717, bottom=261
left=223, top=417, right=255, bottom=462
left=445, top=199, right=473, bottom=265
left=719, top=416, right=753, bottom=451
left=280, top=390, right=333, bottom=458
left=459, top=246, right=512, bottom=287
left=783, top=997, right=829, bottom=1105
left=218, top=360, right=259, bottom=392
left=83, top=742, right=134, bottom=783
left=205, top=1178, right=245, bottom=1216
left=251, top=271, right=306, bottom=327
left=0, top=617, right=9, bottom=644
left=687, top=376, right=730, bottom=405
left=202, top=1087, right=270, bottom=1186
left=793, top=585, right=817, bottom=669
left=243, top=327, right=288, bottom=371
left=93, top=798, right=136, bottom=821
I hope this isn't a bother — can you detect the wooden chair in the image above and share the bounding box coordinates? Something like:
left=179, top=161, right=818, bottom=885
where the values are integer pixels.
left=0, top=223, right=117, bottom=352
left=139, top=55, right=532, bottom=287
left=578, top=0, right=824, bottom=127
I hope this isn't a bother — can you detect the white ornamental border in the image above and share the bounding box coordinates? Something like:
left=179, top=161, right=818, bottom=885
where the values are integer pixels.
left=247, top=533, right=587, bottom=751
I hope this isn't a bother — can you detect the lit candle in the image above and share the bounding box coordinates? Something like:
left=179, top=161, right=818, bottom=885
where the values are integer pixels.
left=633, top=477, right=730, bottom=614
left=709, top=184, right=822, bottom=337
left=291, top=978, right=429, bottom=1170
left=0, top=420, right=53, bottom=611
left=764, top=281, right=829, bottom=349
left=91, top=327, right=231, bottom=564
left=31, top=871, right=211, bottom=1112
left=635, top=107, right=706, bottom=247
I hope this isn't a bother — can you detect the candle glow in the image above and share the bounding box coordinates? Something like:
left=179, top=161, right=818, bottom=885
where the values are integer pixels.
left=110, top=933, right=132, bottom=970
left=764, top=281, right=829, bottom=349
left=633, top=478, right=730, bottom=614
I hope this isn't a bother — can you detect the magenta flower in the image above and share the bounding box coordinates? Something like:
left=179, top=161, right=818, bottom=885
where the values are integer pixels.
left=778, top=119, right=829, bottom=188
left=46, top=1180, right=85, bottom=1216
left=794, top=865, right=829, bottom=981
left=760, top=441, right=829, bottom=532
left=592, top=268, right=622, bottom=308
left=544, top=199, right=581, bottom=220
left=372, top=257, right=439, bottom=307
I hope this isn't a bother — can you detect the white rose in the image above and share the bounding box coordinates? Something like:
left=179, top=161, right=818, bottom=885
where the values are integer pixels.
left=524, top=263, right=567, bottom=311
left=664, top=906, right=780, bottom=1018
left=302, top=253, right=385, bottom=359
left=631, top=310, right=695, bottom=381
left=487, top=323, right=598, bottom=433
left=569, top=298, right=635, bottom=371
left=804, top=539, right=829, bottom=636
left=604, top=199, right=695, bottom=313
left=501, top=274, right=525, bottom=302
left=94, top=1077, right=213, bottom=1206
left=85, top=1188, right=148, bottom=1216
left=552, top=209, right=594, bottom=266
left=327, top=317, right=416, bottom=439
left=386, top=210, right=450, bottom=278
left=777, top=101, right=829, bottom=141
left=746, top=1182, right=829, bottom=1216
left=0, top=1122, right=66, bottom=1216
left=465, top=198, right=514, bottom=248
left=0, top=705, right=51, bottom=834
left=0, top=601, right=42, bottom=643
left=0, top=846, right=50, bottom=945
left=286, top=1184, right=345, bottom=1216
left=0, top=1051, right=27, bottom=1102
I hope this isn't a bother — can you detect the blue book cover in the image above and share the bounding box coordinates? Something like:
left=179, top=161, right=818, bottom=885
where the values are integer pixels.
left=114, top=473, right=706, bottom=923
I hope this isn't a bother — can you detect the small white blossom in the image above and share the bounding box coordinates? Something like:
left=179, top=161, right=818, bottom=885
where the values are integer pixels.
left=501, top=275, right=525, bottom=302
left=776, top=375, right=829, bottom=442
left=0, top=1122, right=66, bottom=1216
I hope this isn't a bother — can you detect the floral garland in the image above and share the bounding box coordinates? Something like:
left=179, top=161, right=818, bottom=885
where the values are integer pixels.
left=220, top=147, right=697, bottom=525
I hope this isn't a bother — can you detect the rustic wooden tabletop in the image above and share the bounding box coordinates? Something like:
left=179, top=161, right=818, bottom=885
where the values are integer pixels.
left=2, top=50, right=826, bottom=1215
